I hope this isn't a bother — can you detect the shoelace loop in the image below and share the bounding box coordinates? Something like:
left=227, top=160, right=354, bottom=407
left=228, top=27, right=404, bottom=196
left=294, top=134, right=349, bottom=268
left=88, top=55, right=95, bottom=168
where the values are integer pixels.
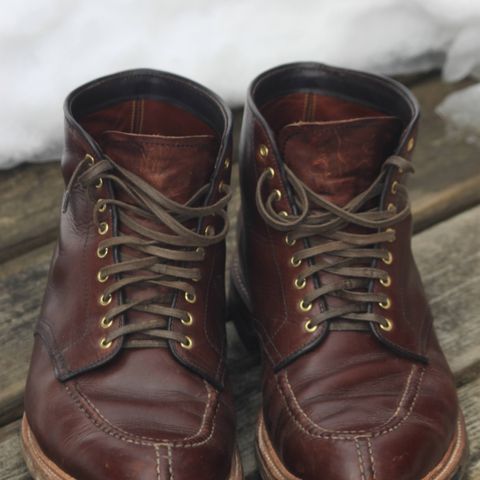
left=255, top=155, right=414, bottom=332
left=64, top=154, right=231, bottom=349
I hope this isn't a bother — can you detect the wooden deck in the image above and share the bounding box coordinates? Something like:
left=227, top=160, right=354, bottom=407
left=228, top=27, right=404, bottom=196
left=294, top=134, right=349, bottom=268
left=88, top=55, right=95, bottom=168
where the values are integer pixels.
left=0, top=73, right=479, bottom=479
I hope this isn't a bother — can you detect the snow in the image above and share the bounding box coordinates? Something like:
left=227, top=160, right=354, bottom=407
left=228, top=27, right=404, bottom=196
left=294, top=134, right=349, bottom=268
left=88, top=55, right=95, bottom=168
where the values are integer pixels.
left=1, top=0, right=480, bottom=168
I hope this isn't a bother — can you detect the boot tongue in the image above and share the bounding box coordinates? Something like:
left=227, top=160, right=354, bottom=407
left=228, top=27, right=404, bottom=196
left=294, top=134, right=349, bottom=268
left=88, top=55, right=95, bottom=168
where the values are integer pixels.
left=99, top=130, right=218, bottom=203
left=278, top=116, right=402, bottom=206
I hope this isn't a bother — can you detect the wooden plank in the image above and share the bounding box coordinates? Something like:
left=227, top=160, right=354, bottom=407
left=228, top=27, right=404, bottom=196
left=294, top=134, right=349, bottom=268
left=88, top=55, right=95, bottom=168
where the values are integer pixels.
left=0, top=420, right=29, bottom=480
left=0, top=205, right=478, bottom=431
left=0, top=161, right=62, bottom=263
left=0, top=245, right=53, bottom=426
left=1, top=75, right=479, bottom=261
left=408, top=77, right=480, bottom=233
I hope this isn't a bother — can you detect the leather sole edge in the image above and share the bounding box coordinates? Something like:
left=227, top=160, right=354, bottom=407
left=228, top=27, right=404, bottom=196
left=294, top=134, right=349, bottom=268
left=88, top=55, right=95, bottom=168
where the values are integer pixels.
left=21, top=414, right=244, bottom=480
left=256, top=411, right=469, bottom=480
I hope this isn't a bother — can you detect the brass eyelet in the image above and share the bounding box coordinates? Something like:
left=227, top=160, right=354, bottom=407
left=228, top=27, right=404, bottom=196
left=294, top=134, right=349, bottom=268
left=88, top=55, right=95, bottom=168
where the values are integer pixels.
left=279, top=210, right=289, bottom=217
left=97, top=270, right=109, bottom=283
left=185, top=292, right=197, bottom=304
left=96, top=178, right=103, bottom=189
left=99, top=337, right=113, bottom=349
left=380, top=318, right=394, bottom=332
left=85, top=154, right=95, bottom=166
left=299, top=300, right=312, bottom=312
left=273, top=189, right=282, bottom=201
left=387, top=203, right=396, bottom=213
left=382, top=251, right=393, bottom=265
left=218, top=180, right=226, bottom=193
left=285, top=234, right=296, bottom=246
left=99, top=293, right=112, bottom=306
left=380, top=275, right=392, bottom=287
left=294, top=277, right=306, bottom=289
left=97, top=246, right=109, bottom=259
left=224, top=157, right=231, bottom=169
left=265, top=167, right=275, bottom=179
left=100, top=316, right=113, bottom=329
left=290, top=256, right=302, bottom=267
left=385, top=228, right=396, bottom=242
left=379, top=297, right=391, bottom=310
left=259, top=144, right=269, bottom=158
left=97, top=199, right=107, bottom=213
left=204, top=225, right=215, bottom=236
left=98, top=222, right=109, bottom=235
left=391, top=181, right=399, bottom=194
left=181, top=336, right=193, bottom=349
left=304, top=319, right=318, bottom=333
left=407, top=137, right=415, bottom=152
left=181, top=313, right=193, bottom=326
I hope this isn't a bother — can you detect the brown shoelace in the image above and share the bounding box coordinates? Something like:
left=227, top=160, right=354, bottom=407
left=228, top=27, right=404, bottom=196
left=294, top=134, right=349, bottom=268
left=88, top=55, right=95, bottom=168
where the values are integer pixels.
left=256, top=155, right=414, bottom=332
left=64, top=154, right=231, bottom=349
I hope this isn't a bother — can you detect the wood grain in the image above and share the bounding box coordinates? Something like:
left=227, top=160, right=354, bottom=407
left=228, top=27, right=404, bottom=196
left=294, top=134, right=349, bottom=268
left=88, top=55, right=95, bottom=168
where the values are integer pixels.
left=0, top=206, right=478, bottom=478
left=0, top=162, right=62, bottom=263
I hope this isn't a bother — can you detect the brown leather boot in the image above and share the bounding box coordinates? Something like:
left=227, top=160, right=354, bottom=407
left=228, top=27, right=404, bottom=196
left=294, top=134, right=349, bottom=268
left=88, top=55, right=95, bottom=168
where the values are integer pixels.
left=22, top=70, right=242, bottom=480
left=232, top=63, right=468, bottom=480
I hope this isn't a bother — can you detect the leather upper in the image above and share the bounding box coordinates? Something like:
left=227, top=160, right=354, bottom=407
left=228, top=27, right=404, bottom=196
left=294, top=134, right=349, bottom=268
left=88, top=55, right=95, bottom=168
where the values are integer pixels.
left=24, top=69, right=237, bottom=480
left=236, top=62, right=463, bottom=479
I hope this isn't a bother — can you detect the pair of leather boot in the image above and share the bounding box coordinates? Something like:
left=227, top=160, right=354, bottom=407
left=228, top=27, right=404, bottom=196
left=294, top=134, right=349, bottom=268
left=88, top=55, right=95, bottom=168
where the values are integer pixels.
left=22, top=63, right=468, bottom=480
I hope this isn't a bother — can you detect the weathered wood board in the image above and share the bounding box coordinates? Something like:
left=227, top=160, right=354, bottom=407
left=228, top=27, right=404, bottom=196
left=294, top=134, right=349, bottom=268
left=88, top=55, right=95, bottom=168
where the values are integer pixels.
left=0, top=162, right=62, bottom=263
left=1, top=75, right=479, bottom=261
left=0, top=205, right=478, bottom=478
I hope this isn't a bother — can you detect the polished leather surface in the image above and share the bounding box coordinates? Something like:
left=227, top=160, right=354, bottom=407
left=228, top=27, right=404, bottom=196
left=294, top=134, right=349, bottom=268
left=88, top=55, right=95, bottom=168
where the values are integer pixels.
left=235, top=62, right=463, bottom=479
left=24, top=69, right=237, bottom=479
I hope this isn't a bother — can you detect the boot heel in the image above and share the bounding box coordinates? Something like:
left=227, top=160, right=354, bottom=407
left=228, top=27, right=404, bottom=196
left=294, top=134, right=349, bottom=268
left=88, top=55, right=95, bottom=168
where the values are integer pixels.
left=228, top=276, right=260, bottom=355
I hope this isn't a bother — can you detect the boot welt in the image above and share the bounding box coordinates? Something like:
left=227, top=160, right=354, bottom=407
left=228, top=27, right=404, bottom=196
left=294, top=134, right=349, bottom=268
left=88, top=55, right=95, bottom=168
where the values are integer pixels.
left=21, top=414, right=243, bottom=480
left=256, top=412, right=469, bottom=480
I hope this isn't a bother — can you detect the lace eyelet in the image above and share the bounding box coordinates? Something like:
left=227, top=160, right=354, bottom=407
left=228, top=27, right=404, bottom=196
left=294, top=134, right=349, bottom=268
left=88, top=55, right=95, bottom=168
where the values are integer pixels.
left=204, top=225, right=215, bottom=236
left=85, top=154, right=95, bottom=166
left=100, top=316, right=113, bottom=329
left=224, top=157, right=230, bottom=169
left=407, top=137, right=415, bottom=152
left=259, top=145, right=269, bottom=158
left=380, top=275, right=392, bottom=287
left=265, top=167, right=275, bottom=179
left=294, top=277, right=306, bottom=289
left=385, top=228, right=396, bottom=242
left=181, top=336, right=193, bottom=349
left=380, top=318, right=394, bottom=331
left=387, top=203, right=396, bottom=213
left=97, top=199, right=107, bottom=213
left=304, top=319, right=318, bottom=333
left=181, top=313, right=193, bottom=326
left=379, top=297, right=391, bottom=310
left=273, top=189, right=282, bottom=201
left=285, top=234, right=296, bottom=246
left=299, top=300, right=312, bottom=312
left=382, top=251, right=393, bottom=265
left=185, top=292, right=197, bottom=304
left=218, top=180, right=226, bottom=193
left=391, top=181, right=399, bottom=194
left=97, top=270, right=109, bottom=283
left=96, top=178, right=103, bottom=189
left=99, top=293, right=112, bottom=306
left=97, top=246, right=108, bottom=258
left=99, top=337, right=113, bottom=349
left=98, top=222, right=109, bottom=235
left=279, top=210, right=289, bottom=217
left=290, top=256, right=302, bottom=267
